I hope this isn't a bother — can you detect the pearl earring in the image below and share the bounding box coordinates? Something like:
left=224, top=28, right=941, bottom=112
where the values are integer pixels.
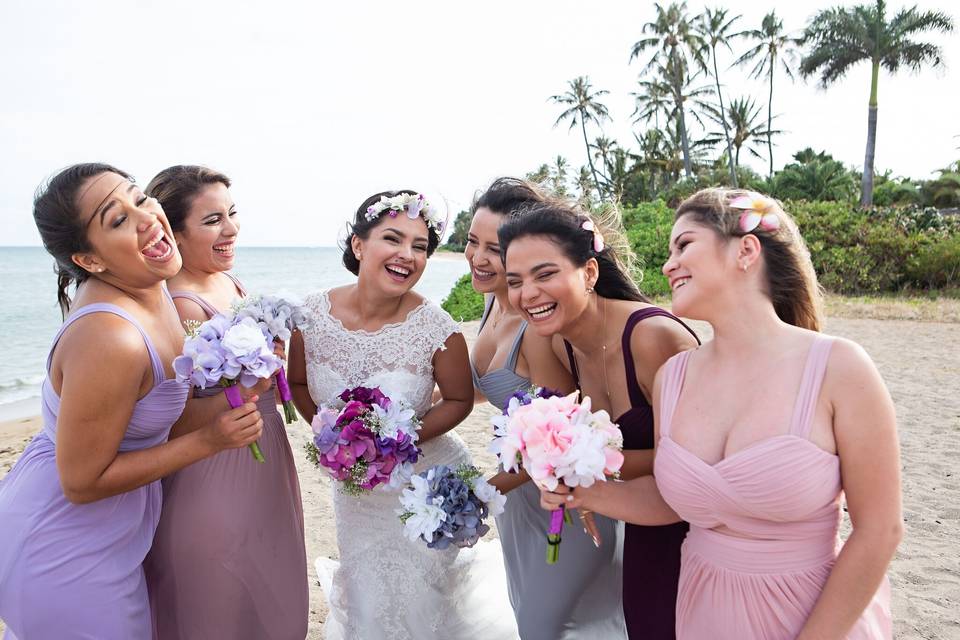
left=586, top=286, right=594, bottom=294
left=740, top=264, right=748, bottom=272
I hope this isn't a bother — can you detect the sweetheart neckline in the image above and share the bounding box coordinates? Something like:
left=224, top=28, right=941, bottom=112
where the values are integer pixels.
left=662, top=433, right=838, bottom=469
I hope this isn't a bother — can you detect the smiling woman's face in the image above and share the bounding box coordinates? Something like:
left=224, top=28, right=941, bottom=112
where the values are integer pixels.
left=74, top=172, right=181, bottom=286
left=174, top=182, right=239, bottom=273
left=503, top=234, right=595, bottom=336
left=352, top=212, right=430, bottom=295
left=464, top=206, right=505, bottom=294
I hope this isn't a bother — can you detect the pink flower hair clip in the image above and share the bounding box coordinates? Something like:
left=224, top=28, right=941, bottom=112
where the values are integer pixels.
left=581, top=219, right=605, bottom=253
left=729, top=193, right=781, bottom=233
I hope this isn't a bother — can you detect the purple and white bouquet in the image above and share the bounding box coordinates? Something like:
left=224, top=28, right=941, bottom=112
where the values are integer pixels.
left=231, top=293, right=311, bottom=424
left=174, top=314, right=283, bottom=463
left=305, top=386, right=421, bottom=496
left=397, top=464, right=506, bottom=550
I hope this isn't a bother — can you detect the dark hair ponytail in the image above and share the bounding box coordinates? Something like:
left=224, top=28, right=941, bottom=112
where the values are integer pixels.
left=341, top=189, right=441, bottom=275
left=33, top=163, right=132, bottom=317
left=497, top=200, right=648, bottom=303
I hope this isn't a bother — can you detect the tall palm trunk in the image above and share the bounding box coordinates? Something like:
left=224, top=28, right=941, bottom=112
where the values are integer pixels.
left=861, top=59, right=880, bottom=207
left=712, top=48, right=738, bottom=187
left=579, top=112, right=604, bottom=197
left=766, top=58, right=775, bottom=177
left=670, top=49, right=693, bottom=179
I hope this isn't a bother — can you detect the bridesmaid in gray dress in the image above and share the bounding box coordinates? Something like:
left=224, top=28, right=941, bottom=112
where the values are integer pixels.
left=466, top=178, right=627, bottom=640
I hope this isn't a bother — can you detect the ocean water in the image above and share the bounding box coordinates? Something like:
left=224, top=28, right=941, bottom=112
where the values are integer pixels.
left=0, top=246, right=469, bottom=412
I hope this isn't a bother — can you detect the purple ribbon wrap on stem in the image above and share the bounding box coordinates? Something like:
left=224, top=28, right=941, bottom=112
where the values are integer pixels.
left=224, top=384, right=265, bottom=463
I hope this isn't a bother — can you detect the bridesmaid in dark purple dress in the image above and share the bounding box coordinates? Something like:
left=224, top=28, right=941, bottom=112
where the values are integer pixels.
left=498, top=201, right=699, bottom=639
left=142, top=166, right=308, bottom=640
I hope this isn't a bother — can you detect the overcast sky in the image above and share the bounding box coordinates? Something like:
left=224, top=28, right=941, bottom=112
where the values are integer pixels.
left=1, top=0, right=957, bottom=246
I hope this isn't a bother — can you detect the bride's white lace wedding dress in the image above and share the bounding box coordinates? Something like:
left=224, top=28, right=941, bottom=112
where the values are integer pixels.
left=302, top=290, right=518, bottom=640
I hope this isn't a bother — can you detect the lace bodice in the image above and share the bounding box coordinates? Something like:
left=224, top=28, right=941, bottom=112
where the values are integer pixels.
left=301, top=290, right=460, bottom=415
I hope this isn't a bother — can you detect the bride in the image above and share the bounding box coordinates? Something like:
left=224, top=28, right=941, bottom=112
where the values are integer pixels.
left=288, top=190, right=518, bottom=640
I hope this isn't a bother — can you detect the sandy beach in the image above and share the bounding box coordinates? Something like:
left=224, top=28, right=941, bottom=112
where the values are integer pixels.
left=1, top=314, right=958, bottom=639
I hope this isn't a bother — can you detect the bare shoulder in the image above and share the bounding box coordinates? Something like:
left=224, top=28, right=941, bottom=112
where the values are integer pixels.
left=56, top=312, right=150, bottom=376
left=822, top=335, right=883, bottom=393
left=629, top=311, right=699, bottom=362
left=172, top=296, right=209, bottom=324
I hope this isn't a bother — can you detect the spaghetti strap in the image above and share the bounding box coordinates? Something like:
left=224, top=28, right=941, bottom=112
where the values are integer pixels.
left=562, top=339, right=581, bottom=392
left=621, top=307, right=700, bottom=407
left=658, top=350, right=692, bottom=439
left=504, top=322, right=526, bottom=371
left=224, top=272, right=247, bottom=297
left=477, top=295, right=495, bottom=330
left=47, top=304, right=166, bottom=386
left=169, top=290, right=218, bottom=319
left=788, top=335, right=835, bottom=439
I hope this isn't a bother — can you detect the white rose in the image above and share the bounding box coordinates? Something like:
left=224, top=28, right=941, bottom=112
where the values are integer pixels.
left=221, top=317, right=269, bottom=355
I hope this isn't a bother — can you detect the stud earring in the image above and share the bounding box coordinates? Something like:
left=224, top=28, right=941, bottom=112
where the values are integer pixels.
left=586, top=286, right=595, bottom=294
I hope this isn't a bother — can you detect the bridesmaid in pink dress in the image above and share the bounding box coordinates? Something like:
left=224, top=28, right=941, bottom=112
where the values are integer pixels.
left=542, top=189, right=901, bottom=639
left=142, top=166, right=308, bottom=639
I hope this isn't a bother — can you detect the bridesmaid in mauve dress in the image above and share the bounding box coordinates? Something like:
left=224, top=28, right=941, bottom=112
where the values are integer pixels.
left=497, top=200, right=699, bottom=639
left=142, top=165, right=308, bottom=640
left=543, top=189, right=899, bottom=639
left=0, top=164, right=264, bottom=640
left=465, top=178, right=627, bottom=640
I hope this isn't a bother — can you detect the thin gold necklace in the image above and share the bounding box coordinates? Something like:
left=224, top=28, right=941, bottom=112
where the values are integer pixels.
left=600, top=295, right=612, bottom=404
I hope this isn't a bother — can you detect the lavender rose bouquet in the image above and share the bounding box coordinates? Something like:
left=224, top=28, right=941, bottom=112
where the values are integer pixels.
left=305, top=386, right=421, bottom=496
left=174, top=314, right=283, bottom=463
left=397, top=464, right=506, bottom=550
left=231, top=293, right=311, bottom=424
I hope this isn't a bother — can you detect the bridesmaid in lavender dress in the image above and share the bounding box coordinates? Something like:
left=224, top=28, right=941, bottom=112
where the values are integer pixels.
left=142, top=166, right=308, bottom=639
left=543, top=189, right=899, bottom=638
left=498, top=201, right=699, bottom=639
left=0, top=164, right=264, bottom=639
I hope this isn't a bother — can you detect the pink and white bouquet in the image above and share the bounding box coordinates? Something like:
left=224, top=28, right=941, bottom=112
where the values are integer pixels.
left=174, top=314, right=283, bottom=463
left=397, top=464, right=506, bottom=550
left=231, top=293, right=311, bottom=424
left=490, top=387, right=624, bottom=563
left=306, top=386, right=421, bottom=496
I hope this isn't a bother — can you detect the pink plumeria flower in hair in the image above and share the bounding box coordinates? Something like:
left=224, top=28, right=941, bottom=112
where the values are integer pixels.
left=581, top=219, right=605, bottom=253
left=729, top=193, right=781, bottom=233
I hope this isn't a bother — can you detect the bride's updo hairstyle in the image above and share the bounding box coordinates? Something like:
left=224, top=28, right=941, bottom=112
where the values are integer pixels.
left=341, top=189, right=441, bottom=275
left=33, top=162, right=133, bottom=317
left=497, top=199, right=649, bottom=303
left=675, top=188, right=823, bottom=331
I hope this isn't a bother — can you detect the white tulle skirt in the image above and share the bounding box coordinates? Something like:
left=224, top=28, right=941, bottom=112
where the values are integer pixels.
left=315, top=431, right=518, bottom=640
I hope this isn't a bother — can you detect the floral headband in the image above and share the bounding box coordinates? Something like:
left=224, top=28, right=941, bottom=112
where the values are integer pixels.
left=581, top=219, right=605, bottom=253
left=364, top=192, right=445, bottom=234
left=729, top=192, right=781, bottom=233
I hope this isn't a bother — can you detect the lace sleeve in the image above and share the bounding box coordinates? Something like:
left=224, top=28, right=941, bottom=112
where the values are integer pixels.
left=416, top=302, right=462, bottom=354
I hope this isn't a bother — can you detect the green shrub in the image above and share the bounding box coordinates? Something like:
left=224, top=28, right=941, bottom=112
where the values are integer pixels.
left=623, top=200, right=674, bottom=297
left=622, top=197, right=959, bottom=295
left=441, top=274, right=485, bottom=321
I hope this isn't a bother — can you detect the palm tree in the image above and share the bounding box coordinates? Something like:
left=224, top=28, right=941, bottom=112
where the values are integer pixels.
left=800, top=1, right=954, bottom=207
left=550, top=76, right=611, bottom=197
left=550, top=156, right=570, bottom=196
left=631, top=76, right=673, bottom=130
left=630, top=1, right=705, bottom=178
left=696, top=7, right=743, bottom=187
left=735, top=11, right=800, bottom=177
left=702, top=96, right=780, bottom=168
left=592, top=136, right=619, bottom=194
